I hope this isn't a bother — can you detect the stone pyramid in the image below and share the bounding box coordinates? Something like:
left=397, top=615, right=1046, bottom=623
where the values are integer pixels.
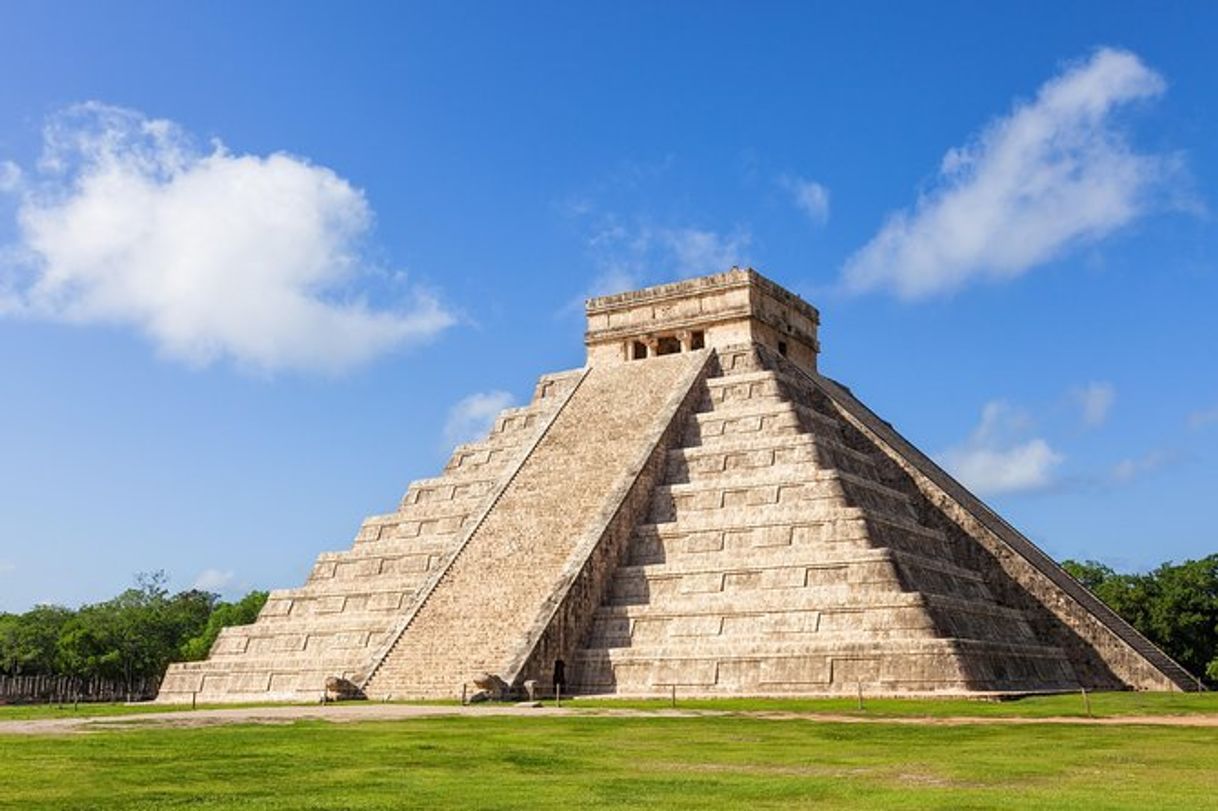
left=158, top=269, right=1196, bottom=703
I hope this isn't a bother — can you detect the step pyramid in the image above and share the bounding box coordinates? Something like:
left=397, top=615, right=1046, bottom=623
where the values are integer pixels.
left=157, top=269, right=1196, bottom=702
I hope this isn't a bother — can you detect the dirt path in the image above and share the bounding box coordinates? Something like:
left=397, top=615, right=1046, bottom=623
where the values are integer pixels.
left=3, top=703, right=1217, bottom=736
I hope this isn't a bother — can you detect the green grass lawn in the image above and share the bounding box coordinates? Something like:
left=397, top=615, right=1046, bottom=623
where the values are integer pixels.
left=564, top=690, right=1218, bottom=718
left=0, top=701, right=293, bottom=721
left=2, top=690, right=1214, bottom=723
left=1, top=713, right=1215, bottom=809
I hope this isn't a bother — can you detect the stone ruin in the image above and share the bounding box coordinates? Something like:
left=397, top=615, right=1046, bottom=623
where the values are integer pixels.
left=157, top=269, right=1198, bottom=703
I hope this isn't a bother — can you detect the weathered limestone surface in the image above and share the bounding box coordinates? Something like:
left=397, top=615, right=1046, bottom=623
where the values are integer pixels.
left=156, top=370, right=583, bottom=703
left=362, top=351, right=710, bottom=698
left=572, top=345, right=1080, bottom=695
left=158, top=268, right=1196, bottom=703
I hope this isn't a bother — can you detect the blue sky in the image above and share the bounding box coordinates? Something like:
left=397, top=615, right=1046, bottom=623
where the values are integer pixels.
left=1, top=2, right=1215, bottom=611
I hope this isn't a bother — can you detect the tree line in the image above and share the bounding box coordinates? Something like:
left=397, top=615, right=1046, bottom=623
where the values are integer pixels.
left=0, top=571, right=266, bottom=692
left=1, top=556, right=1214, bottom=692
left=1063, top=554, right=1217, bottom=685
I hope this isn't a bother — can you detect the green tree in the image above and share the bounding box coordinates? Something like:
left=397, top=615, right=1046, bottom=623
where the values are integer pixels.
left=0, top=604, right=73, bottom=675
left=179, top=590, right=268, bottom=661
left=1062, top=560, right=1115, bottom=590
left=1141, top=556, right=1218, bottom=683
left=56, top=571, right=216, bottom=689
left=1067, top=555, right=1218, bottom=688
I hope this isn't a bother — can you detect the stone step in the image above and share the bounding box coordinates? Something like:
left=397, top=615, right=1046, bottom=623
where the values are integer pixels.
left=648, top=486, right=915, bottom=528
left=618, top=545, right=988, bottom=587
left=310, top=546, right=445, bottom=575
left=635, top=505, right=945, bottom=546
left=606, top=575, right=917, bottom=608
left=260, top=588, right=416, bottom=618
left=667, top=434, right=879, bottom=482
left=584, top=593, right=1039, bottom=649
left=217, top=614, right=395, bottom=636
left=376, top=496, right=488, bottom=525
left=308, top=555, right=436, bottom=583
left=400, top=476, right=500, bottom=508
left=628, top=534, right=875, bottom=566
left=300, top=569, right=433, bottom=593
left=569, top=638, right=1077, bottom=694
left=687, top=399, right=843, bottom=444
left=356, top=519, right=466, bottom=544
left=441, top=443, right=525, bottom=476
left=353, top=507, right=479, bottom=544
left=701, top=372, right=786, bottom=408
left=608, top=561, right=994, bottom=606
left=654, top=466, right=916, bottom=514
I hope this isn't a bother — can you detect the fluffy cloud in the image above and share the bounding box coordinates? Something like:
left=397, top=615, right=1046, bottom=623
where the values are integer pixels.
left=0, top=161, right=20, bottom=192
left=192, top=568, right=235, bottom=593
left=842, top=48, right=1174, bottom=299
left=444, top=390, right=515, bottom=446
left=0, top=103, right=455, bottom=373
left=1110, top=449, right=1176, bottom=483
left=1072, top=381, right=1116, bottom=428
left=662, top=227, right=752, bottom=278
left=780, top=176, right=830, bottom=225
left=939, top=401, right=1064, bottom=495
left=580, top=219, right=751, bottom=298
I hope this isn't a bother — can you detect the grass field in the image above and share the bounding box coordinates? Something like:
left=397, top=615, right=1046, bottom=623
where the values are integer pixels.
left=4, top=690, right=1215, bottom=721
left=563, top=690, right=1218, bottom=718
left=1, top=700, right=1217, bottom=809
left=0, top=701, right=285, bottom=721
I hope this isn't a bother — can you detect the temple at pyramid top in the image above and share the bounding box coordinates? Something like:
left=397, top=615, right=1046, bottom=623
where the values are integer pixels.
left=586, top=268, right=820, bottom=372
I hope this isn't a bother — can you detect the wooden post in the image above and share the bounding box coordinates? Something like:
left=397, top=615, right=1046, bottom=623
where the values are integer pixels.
left=856, top=681, right=864, bottom=711
left=556, top=683, right=562, bottom=708
left=191, top=691, right=197, bottom=711
left=1081, top=687, right=1092, bottom=718
left=671, top=684, right=676, bottom=709
left=461, top=684, right=467, bottom=706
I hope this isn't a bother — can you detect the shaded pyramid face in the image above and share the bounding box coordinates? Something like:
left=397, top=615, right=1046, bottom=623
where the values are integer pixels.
left=158, top=270, right=1195, bottom=704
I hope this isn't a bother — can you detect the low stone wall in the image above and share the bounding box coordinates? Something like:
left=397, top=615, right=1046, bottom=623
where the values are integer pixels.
left=0, top=674, right=160, bottom=704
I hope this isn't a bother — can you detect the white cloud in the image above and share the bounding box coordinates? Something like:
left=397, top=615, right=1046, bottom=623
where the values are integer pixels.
left=0, top=161, right=20, bottom=193
left=192, top=568, right=235, bottom=593
left=939, top=401, right=1064, bottom=495
left=573, top=218, right=751, bottom=303
left=444, top=390, right=516, bottom=446
left=842, top=48, right=1174, bottom=299
left=780, top=176, right=830, bottom=225
left=1072, top=381, right=1115, bottom=428
left=1187, top=406, right=1218, bottom=430
left=660, top=227, right=751, bottom=278
left=0, top=102, right=455, bottom=373
left=1111, top=449, right=1176, bottom=483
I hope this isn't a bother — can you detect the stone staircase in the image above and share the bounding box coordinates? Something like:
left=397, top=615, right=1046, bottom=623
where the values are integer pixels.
left=571, top=345, right=1080, bottom=696
left=361, top=351, right=711, bottom=699
left=156, top=369, right=583, bottom=703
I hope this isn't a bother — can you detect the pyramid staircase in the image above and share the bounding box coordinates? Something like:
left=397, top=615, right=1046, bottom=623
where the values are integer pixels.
left=360, top=351, right=712, bottom=698
left=157, top=369, right=584, bottom=702
left=571, top=344, right=1080, bottom=695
